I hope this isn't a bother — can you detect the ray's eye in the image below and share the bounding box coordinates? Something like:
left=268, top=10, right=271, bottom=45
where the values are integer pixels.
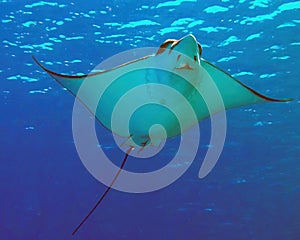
left=197, top=43, right=203, bottom=56
left=156, top=39, right=176, bottom=55
left=177, top=54, right=181, bottom=61
left=194, top=55, right=197, bottom=62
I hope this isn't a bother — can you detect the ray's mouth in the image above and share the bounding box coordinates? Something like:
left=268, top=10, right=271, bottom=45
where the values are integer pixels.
left=175, top=63, right=193, bottom=70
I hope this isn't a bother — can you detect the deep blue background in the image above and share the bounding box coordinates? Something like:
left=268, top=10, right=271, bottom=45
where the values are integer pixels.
left=0, top=0, right=299, bottom=239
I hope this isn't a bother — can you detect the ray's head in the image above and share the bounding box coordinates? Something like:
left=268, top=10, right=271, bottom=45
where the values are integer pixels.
left=156, top=34, right=203, bottom=65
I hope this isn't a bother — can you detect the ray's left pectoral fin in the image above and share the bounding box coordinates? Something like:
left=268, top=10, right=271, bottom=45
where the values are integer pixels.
left=200, top=59, right=293, bottom=110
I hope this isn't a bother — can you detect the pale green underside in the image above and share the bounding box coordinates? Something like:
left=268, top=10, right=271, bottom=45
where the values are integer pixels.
left=35, top=35, right=288, bottom=147
left=43, top=57, right=271, bottom=146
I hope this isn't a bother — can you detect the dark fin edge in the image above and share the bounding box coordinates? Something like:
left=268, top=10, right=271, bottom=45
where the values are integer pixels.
left=32, top=55, right=101, bottom=79
left=201, top=59, right=293, bottom=103
left=32, top=55, right=151, bottom=79
left=32, top=56, right=120, bottom=135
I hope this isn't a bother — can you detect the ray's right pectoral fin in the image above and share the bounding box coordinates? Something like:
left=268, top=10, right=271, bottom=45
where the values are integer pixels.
left=32, top=56, right=92, bottom=96
left=200, top=59, right=293, bottom=110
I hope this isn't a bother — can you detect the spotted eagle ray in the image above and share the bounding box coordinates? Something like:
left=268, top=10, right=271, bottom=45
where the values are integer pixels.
left=33, top=34, right=292, bottom=234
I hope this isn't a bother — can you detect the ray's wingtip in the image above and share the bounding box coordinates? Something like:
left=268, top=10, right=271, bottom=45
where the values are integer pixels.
left=32, top=55, right=44, bottom=69
left=32, top=55, right=38, bottom=63
left=276, top=97, right=294, bottom=102
left=32, top=55, right=54, bottom=75
left=259, top=94, right=294, bottom=103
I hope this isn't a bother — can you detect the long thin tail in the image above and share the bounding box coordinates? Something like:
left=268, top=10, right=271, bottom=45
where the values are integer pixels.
left=72, top=147, right=133, bottom=235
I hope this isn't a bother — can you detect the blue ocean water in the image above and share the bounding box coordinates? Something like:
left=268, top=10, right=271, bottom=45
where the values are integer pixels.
left=1, top=0, right=299, bottom=239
